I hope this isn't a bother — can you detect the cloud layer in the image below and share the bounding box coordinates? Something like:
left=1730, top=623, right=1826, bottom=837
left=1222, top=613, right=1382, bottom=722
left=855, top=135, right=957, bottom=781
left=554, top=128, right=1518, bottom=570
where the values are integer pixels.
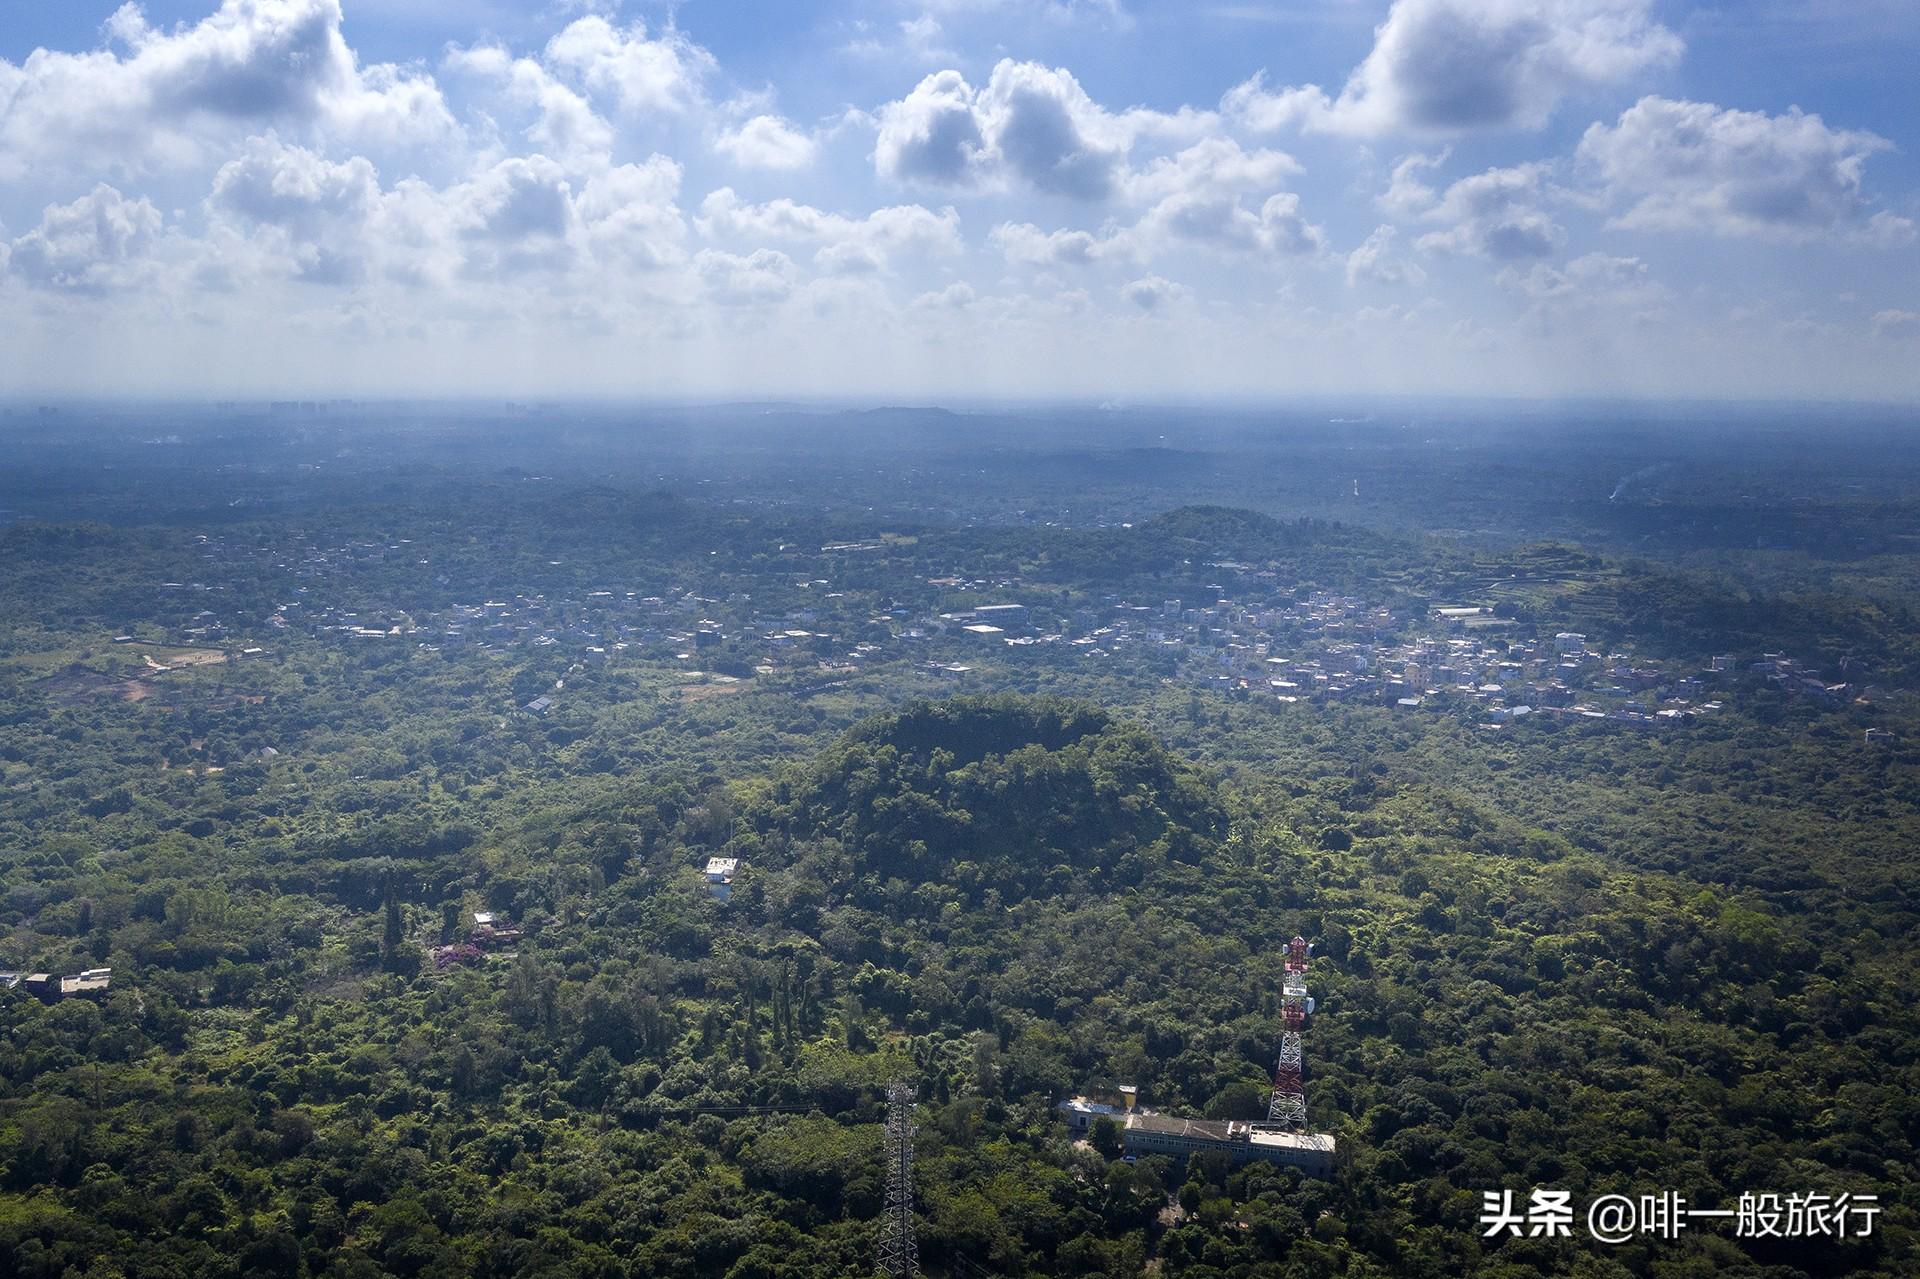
left=0, top=0, right=1914, bottom=399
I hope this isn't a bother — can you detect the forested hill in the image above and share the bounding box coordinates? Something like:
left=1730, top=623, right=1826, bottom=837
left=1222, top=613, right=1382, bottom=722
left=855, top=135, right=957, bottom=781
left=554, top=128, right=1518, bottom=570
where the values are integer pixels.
left=753, top=696, right=1224, bottom=895
left=0, top=689, right=1914, bottom=1277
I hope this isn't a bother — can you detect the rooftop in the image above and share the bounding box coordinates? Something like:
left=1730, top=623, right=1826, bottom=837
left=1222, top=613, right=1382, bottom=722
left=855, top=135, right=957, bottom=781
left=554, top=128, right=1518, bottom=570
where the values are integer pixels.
left=1247, top=1129, right=1337, bottom=1155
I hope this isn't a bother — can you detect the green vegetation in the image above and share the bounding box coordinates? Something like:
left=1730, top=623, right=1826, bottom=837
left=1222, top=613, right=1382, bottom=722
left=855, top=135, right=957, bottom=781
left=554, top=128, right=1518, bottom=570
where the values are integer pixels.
left=0, top=455, right=1915, bottom=1278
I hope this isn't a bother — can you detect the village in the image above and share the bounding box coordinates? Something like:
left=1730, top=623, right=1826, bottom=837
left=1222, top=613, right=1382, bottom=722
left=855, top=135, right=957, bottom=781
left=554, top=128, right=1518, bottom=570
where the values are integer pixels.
left=112, top=518, right=1896, bottom=737
left=89, top=525, right=1897, bottom=747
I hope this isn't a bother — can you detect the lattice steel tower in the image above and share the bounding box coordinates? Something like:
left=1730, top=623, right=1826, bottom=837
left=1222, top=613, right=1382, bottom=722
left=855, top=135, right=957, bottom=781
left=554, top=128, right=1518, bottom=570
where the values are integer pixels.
left=1267, top=936, right=1313, bottom=1129
left=879, top=1081, right=920, bottom=1279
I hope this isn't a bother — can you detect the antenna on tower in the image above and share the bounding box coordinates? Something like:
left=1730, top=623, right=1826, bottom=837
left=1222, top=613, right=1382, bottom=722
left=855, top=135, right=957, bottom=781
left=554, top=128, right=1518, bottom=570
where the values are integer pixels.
left=879, top=1081, right=920, bottom=1279
left=1268, top=936, right=1312, bottom=1130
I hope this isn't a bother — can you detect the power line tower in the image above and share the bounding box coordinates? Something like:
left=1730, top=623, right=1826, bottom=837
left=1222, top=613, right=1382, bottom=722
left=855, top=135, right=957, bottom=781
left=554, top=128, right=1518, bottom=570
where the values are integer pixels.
left=879, top=1081, right=920, bottom=1279
left=1267, top=936, right=1313, bottom=1130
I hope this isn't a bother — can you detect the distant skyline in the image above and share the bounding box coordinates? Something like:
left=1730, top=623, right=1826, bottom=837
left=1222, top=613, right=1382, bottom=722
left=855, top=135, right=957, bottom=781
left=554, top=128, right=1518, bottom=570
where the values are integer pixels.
left=2, top=0, right=1917, bottom=401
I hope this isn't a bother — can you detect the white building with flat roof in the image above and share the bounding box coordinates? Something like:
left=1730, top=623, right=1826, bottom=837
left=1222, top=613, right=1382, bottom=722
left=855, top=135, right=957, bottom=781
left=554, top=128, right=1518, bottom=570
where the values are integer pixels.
left=1059, top=1093, right=1335, bottom=1175
left=1121, top=1113, right=1336, bottom=1175
left=704, top=857, right=740, bottom=900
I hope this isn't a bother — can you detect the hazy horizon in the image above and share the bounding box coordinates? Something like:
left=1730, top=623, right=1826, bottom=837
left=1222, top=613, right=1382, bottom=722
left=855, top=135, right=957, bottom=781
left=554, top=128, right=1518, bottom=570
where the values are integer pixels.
left=7, top=394, right=1920, bottom=418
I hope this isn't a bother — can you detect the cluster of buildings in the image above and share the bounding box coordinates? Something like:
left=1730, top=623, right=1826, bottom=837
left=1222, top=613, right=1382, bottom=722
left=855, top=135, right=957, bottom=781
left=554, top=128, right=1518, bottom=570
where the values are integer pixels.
left=276, top=585, right=889, bottom=675
left=119, top=529, right=1892, bottom=740
left=1247, top=619, right=1734, bottom=727
left=935, top=589, right=1876, bottom=730
left=1238, top=617, right=1876, bottom=727
left=1738, top=652, right=1870, bottom=705
left=0, top=967, right=112, bottom=1000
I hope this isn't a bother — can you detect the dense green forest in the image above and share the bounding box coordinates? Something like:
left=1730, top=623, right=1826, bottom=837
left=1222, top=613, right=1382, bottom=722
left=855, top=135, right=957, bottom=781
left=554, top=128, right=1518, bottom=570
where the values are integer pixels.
left=1, top=459, right=1916, bottom=1278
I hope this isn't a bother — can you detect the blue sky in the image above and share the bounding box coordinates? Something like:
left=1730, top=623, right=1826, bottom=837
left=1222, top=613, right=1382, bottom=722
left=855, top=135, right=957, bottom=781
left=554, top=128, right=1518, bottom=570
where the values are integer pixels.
left=1, top=0, right=1916, bottom=400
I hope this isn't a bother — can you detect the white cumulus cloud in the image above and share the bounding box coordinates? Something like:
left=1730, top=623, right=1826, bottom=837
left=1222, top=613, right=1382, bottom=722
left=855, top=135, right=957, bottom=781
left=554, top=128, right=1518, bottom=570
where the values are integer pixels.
left=0, top=0, right=454, bottom=180
left=10, top=184, right=165, bottom=292
left=1406, top=162, right=1564, bottom=260
left=1345, top=225, right=1426, bottom=288
left=1121, top=274, right=1187, bottom=310
left=207, top=133, right=380, bottom=284
left=874, top=59, right=1202, bottom=199
left=1226, top=0, right=1680, bottom=136
left=1497, top=251, right=1660, bottom=304
left=199, top=138, right=688, bottom=292
left=696, top=247, right=796, bottom=304
left=874, top=69, right=984, bottom=186
left=912, top=281, right=976, bottom=310
left=444, top=44, right=612, bottom=167
left=1577, top=96, right=1917, bottom=244
left=574, top=158, right=688, bottom=270
left=1127, top=138, right=1321, bottom=256
left=542, top=15, right=715, bottom=116
left=696, top=188, right=960, bottom=275
left=990, top=222, right=1115, bottom=266
left=715, top=115, right=817, bottom=170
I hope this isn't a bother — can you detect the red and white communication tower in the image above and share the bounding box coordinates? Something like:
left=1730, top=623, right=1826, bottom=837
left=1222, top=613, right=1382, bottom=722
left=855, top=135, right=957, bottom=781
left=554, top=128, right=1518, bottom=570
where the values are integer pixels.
left=1267, top=935, right=1315, bottom=1130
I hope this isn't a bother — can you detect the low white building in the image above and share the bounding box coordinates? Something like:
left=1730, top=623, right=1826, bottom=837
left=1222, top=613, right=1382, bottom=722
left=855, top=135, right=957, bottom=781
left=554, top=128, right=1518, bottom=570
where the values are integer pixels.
left=704, top=857, right=740, bottom=900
